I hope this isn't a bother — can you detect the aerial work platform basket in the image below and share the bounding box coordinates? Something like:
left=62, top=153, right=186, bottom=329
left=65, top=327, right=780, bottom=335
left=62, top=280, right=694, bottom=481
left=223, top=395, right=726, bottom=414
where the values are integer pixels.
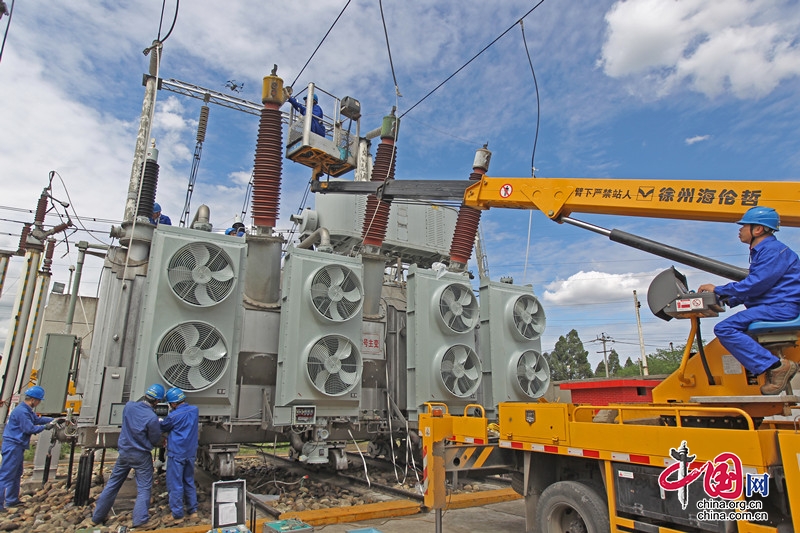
left=286, top=84, right=360, bottom=178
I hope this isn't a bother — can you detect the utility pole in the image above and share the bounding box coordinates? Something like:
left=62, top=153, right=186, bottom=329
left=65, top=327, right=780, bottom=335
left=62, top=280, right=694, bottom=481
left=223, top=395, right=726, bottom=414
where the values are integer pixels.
left=595, top=333, right=612, bottom=377
left=633, top=290, right=649, bottom=376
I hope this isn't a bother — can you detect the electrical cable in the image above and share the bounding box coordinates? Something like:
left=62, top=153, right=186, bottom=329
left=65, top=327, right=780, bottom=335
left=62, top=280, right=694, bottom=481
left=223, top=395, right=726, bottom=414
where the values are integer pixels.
left=53, top=172, right=113, bottom=246
left=520, top=20, right=541, bottom=176
left=0, top=0, right=13, bottom=65
left=400, top=0, right=546, bottom=119
left=290, top=0, right=352, bottom=88
left=157, top=0, right=179, bottom=43
left=379, top=0, right=402, bottom=98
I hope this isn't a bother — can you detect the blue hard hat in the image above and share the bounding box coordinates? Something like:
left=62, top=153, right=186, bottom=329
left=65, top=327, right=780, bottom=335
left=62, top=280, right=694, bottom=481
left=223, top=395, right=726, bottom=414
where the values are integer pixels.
left=153, top=202, right=162, bottom=213
left=304, top=94, right=318, bottom=104
left=25, top=385, right=45, bottom=400
left=145, top=383, right=165, bottom=401
left=737, top=206, right=779, bottom=231
left=166, top=387, right=186, bottom=403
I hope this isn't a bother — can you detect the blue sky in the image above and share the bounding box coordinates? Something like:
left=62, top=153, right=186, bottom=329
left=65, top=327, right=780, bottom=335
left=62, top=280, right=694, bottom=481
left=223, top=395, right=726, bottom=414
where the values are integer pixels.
left=1, top=0, right=799, bottom=371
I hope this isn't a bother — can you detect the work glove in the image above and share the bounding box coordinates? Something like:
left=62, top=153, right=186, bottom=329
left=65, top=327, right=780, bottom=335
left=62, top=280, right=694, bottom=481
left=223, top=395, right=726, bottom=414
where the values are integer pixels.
left=44, top=421, right=56, bottom=431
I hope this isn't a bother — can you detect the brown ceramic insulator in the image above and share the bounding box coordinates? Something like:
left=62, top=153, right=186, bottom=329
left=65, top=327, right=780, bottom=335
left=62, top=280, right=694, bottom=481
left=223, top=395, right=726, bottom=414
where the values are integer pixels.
left=17, top=224, right=30, bottom=254
left=35, top=191, right=48, bottom=226
left=449, top=206, right=482, bottom=265
left=362, top=140, right=396, bottom=248
left=45, top=239, right=55, bottom=261
left=448, top=167, right=486, bottom=264
left=252, top=104, right=283, bottom=228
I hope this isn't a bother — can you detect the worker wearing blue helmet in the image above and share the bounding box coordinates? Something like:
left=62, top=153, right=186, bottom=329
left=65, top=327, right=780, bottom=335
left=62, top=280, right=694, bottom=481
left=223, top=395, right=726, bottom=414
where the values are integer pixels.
left=699, top=206, right=800, bottom=394
left=287, top=89, right=325, bottom=137
left=0, top=386, right=56, bottom=511
left=159, top=387, right=199, bottom=524
left=90, top=384, right=165, bottom=529
left=150, top=202, right=172, bottom=226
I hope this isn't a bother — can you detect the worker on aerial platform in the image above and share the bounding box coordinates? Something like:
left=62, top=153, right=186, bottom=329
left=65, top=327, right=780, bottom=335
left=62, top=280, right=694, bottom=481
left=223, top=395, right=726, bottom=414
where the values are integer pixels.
left=287, top=88, right=325, bottom=137
left=698, top=206, right=800, bottom=394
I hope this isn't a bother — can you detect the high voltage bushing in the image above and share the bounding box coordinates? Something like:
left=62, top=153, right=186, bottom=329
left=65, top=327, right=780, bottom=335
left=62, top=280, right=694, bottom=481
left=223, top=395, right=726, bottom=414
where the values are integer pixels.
left=137, top=151, right=160, bottom=220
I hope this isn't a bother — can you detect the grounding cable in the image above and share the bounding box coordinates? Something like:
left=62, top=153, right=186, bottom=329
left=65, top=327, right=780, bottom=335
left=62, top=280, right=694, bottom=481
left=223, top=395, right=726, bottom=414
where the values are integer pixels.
left=348, top=428, right=372, bottom=487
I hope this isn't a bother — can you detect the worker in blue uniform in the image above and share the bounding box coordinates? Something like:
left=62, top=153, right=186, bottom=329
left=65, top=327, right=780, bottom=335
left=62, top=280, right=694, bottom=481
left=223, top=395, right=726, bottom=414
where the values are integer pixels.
left=698, top=206, right=800, bottom=394
left=91, top=384, right=165, bottom=528
left=287, top=91, right=325, bottom=137
left=160, top=387, right=199, bottom=525
left=0, top=386, right=55, bottom=512
left=150, top=202, right=172, bottom=226
left=225, top=216, right=246, bottom=237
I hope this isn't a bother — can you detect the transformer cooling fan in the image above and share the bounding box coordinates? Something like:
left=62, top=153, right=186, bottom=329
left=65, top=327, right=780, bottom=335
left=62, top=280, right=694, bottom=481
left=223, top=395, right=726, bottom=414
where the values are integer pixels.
left=440, top=344, right=482, bottom=397
left=514, top=350, right=550, bottom=399
left=167, top=242, right=235, bottom=307
left=306, top=335, right=362, bottom=396
left=310, top=264, right=363, bottom=321
left=512, top=294, right=545, bottom=340
left=156, top=322, right=228, bottom=391
left=438, top=283, right=479, bottom=333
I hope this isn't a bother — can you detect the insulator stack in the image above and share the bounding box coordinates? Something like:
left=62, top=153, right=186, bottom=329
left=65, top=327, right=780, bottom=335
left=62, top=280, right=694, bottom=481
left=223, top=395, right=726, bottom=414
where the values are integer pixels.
left=35, top=190, right=48, bottom=227
left=251, top=104, right=283, bottom=229
left=17, top=224, right=30, bottom=254
left=137, top=157, right=160, bottom=220
left=42, top=239, right=55, bottom=273
left=196, top=105, right=209, bottom=143
left=449, top=147, right=492, bottom=268
left=362, top=139, right=396, bottom=247
left=449, top=203, right=482, bottom=266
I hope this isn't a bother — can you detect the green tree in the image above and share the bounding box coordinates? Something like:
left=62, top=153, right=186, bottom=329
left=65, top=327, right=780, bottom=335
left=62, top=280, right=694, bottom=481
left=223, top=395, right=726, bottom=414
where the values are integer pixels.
left=546, top=329, right=593, bottom=380
left=594, top=348, right=622, bottom=377
left=617, top=357, right=643, bottom=377
left=644, top=345, right=685, bottom=375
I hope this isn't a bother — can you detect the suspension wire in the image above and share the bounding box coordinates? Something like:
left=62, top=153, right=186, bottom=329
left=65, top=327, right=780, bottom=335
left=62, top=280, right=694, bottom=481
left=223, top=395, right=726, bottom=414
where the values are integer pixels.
left=520, top=20, right=541, bottom=176
left=290, top=0, right=352, bottom=88
left=400, top=0, right=546, bottom=119
left=0, top=0, right=15, bottom=65
left=520, top=19, right=542, bottom=283
left=379, top=0, right=402, bottom=98
left=240, top=170, right=254, bottom=223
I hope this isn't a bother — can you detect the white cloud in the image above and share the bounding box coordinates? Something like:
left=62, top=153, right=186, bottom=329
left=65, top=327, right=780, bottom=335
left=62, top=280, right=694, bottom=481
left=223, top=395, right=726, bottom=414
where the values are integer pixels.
left=685, top=134, right=711, bottom=145
left=543, top=270, right=659, bottom=305
left=599, top=0, right=800, bottom=99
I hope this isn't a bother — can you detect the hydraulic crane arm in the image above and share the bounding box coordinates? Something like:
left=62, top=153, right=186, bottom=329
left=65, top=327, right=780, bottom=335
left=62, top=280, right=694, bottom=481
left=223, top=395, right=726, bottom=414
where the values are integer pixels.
left=311, top=176, right=800, bottom=227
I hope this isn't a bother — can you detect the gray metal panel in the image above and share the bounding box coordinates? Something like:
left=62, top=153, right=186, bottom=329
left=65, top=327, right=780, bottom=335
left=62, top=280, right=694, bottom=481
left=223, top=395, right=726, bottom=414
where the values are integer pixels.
left=97, top=366, right=126, bottom=428
left=36, top=333, right=77, bottom=414
left=312, top=179, right=458, bottom=268
left=274, top=247, right=364, bottom=423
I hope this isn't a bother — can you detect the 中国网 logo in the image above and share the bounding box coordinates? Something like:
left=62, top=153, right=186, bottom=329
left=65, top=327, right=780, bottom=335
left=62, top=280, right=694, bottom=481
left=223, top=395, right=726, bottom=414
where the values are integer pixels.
left=657, top=440, right=769, bottom=522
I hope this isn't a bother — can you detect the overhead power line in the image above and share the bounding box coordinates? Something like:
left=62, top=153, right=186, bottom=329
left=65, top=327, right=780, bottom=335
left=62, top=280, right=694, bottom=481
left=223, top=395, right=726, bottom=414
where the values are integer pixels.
left=290, top=0, right=352, bottom=88
left=401, top=0, right=547, bottom=118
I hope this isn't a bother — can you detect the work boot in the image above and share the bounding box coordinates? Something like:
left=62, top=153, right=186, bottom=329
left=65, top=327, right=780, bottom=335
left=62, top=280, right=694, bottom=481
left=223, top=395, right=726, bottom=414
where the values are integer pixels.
left=130, top=518, right=157, bottom=531
left=760, top=359, right=799, bottom=395
left=162, top=514, right=184, bottom=526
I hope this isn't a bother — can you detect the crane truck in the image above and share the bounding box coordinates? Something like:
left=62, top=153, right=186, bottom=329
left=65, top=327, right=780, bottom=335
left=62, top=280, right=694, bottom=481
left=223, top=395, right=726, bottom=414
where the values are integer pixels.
left=313, top=174, right=800, bottom=533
